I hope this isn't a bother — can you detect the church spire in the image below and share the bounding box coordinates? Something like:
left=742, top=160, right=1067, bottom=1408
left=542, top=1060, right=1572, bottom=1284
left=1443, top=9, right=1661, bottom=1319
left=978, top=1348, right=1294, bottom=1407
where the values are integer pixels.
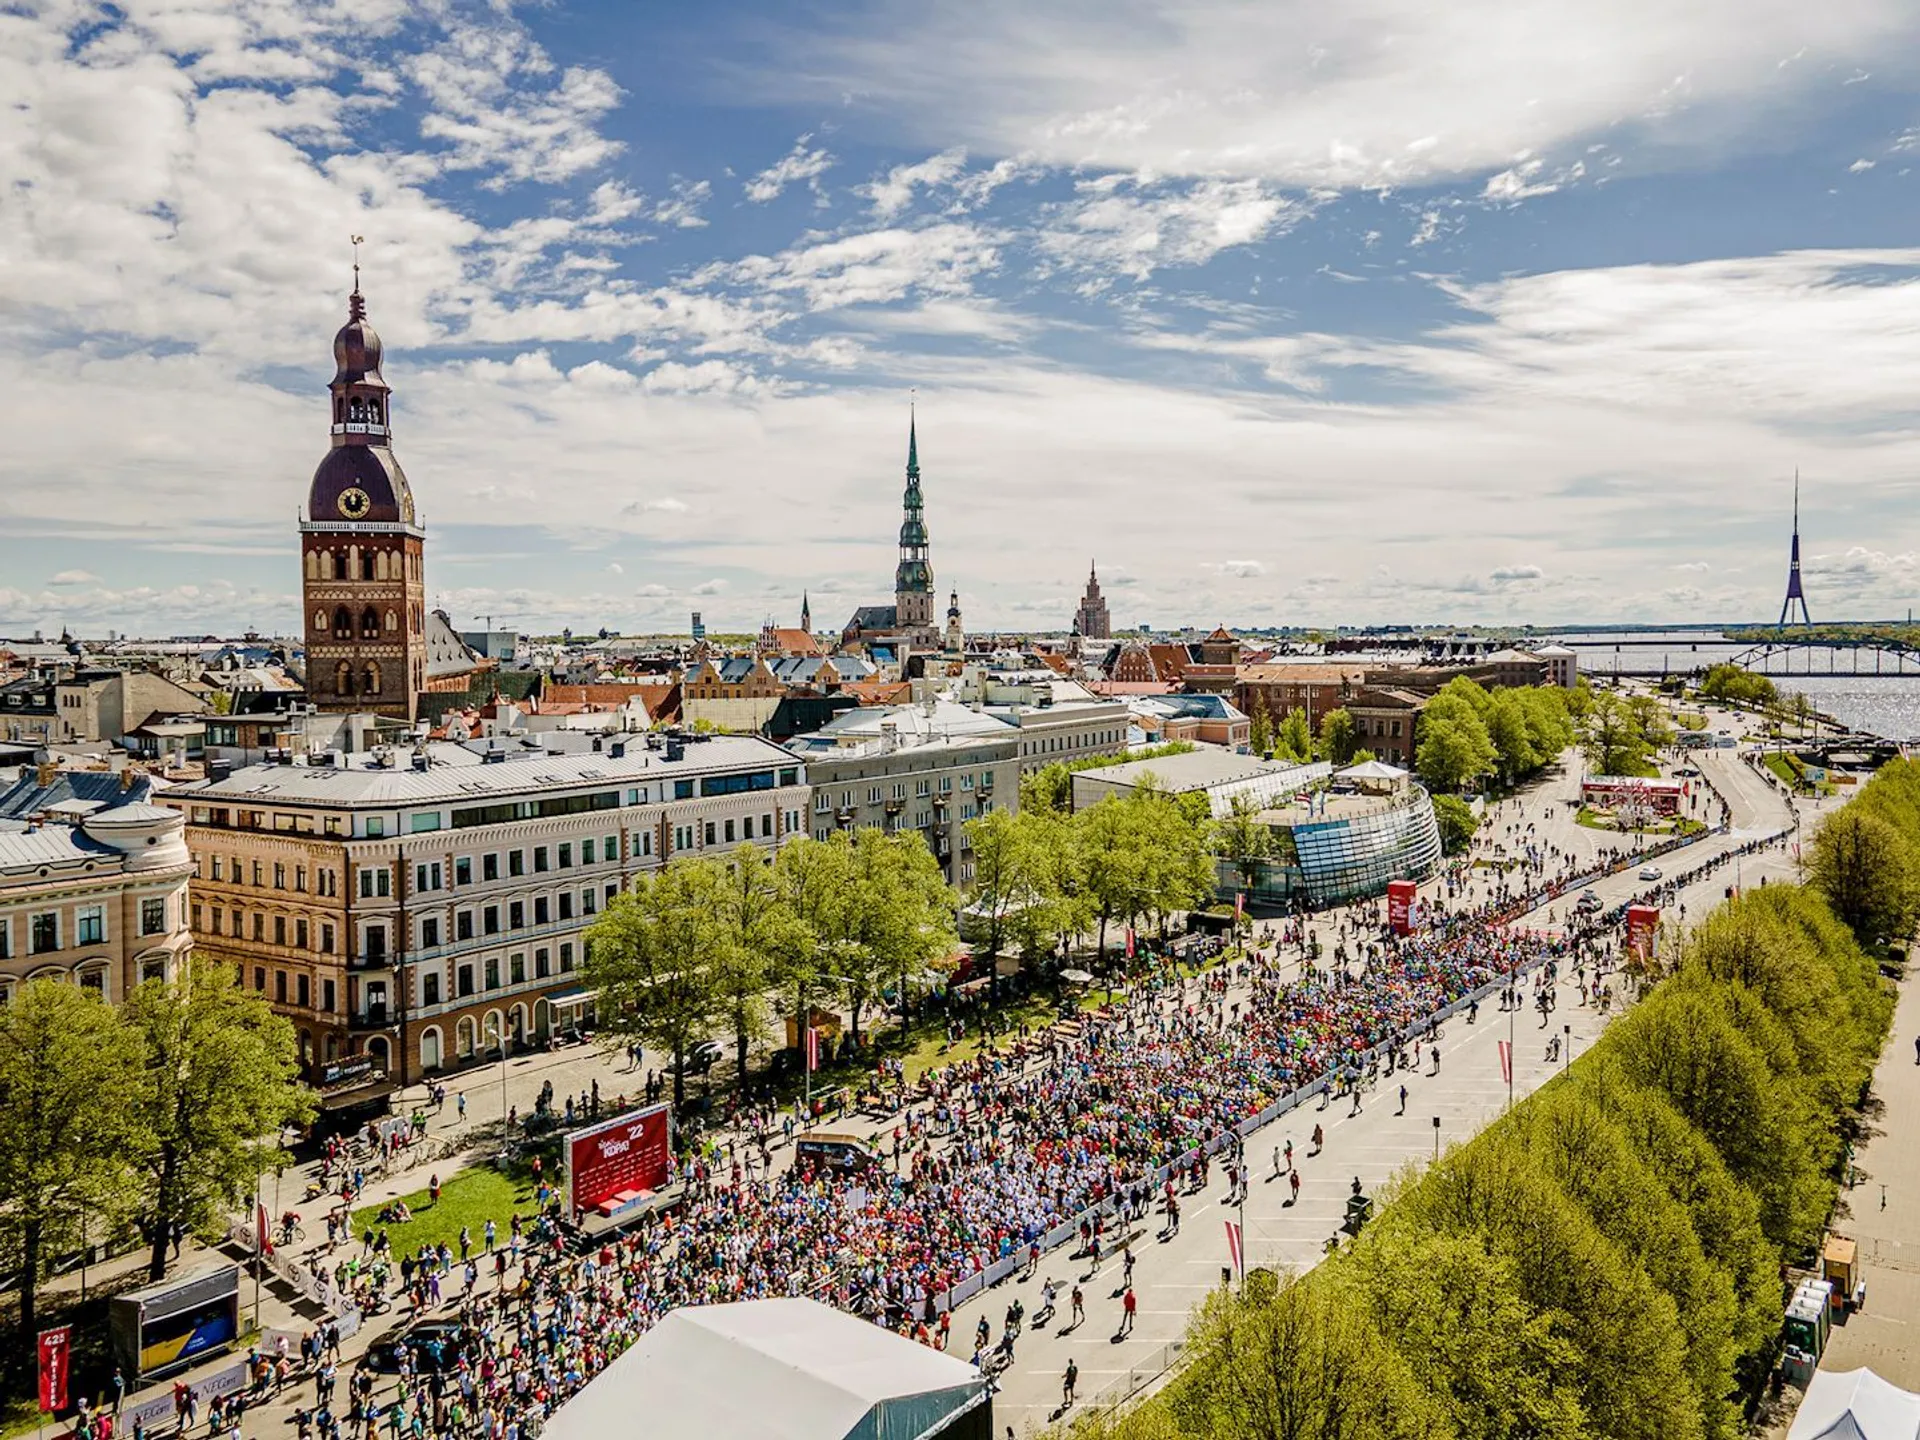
left=800, top=590, right=811, bottom=633
left=894, top=407, right=933, bottom=630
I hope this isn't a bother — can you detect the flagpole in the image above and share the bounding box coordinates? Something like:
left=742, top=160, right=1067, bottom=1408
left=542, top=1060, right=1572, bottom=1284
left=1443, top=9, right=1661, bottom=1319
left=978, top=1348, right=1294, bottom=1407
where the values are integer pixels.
left=252, top=1171, right=262, bottom=1330
left=1507, top=956, right=1515, bottom=1110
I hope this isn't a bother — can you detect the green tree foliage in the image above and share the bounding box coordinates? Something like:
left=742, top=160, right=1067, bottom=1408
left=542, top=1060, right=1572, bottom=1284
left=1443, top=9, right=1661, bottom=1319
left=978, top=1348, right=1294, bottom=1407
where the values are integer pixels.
left=1247, top=697, right=1273, bottom=758
left=1580, top=689, right=1661, bottom=776
left=1020, top=762, right=1074, bottom=815
left=585, top=860, right=731, bottom=1106
left=1807, top=806, right=1918, bottom=947
left=1275, top=708, right=1314, bottom=763
left=1415, top=710, right=1498, bottom=793
left=1073, top=785, right=1213, bottom=963
left=1431, top=793, right=1478, bottom=856
left=1210, top=793, right=1273, bottom=890
left=127, top=959, right=310, bottom=1282
left=1699, top=663, right=1778, bottom=707
left=838, top=827, right=958, bottom=1040
left=0, top=980, right=144, bottom=1334
left=1318, top=707, right=1359, bottom=766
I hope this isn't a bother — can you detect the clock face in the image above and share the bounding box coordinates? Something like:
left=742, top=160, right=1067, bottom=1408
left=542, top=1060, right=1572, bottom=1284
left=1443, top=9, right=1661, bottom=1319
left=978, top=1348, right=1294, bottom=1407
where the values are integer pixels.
left=337, top=487, right=371, bottom=520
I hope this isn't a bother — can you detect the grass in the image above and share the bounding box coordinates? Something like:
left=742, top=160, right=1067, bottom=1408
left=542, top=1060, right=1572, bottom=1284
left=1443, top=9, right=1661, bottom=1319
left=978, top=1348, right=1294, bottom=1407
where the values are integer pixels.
left=350, top=1163, right=537, bottom=1260
left=1763, top=750, right=1835, bottom=797
left=1575, top=807, right=1706, bottom=836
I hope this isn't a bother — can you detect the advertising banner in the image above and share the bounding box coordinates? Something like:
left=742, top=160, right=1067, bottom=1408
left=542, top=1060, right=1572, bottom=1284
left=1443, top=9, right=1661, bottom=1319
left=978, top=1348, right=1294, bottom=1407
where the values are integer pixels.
left=1626, top=905, right=1660, bottom=962
left=1387, top=879, right=1417, bottom=936
left=564, top=1103, right=672, bottom=1221
left=38, top=1326, right=71, bottom=1414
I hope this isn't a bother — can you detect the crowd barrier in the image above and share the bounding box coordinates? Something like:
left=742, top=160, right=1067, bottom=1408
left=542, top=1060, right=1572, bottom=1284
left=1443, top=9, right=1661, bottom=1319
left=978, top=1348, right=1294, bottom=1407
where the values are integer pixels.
left=224, top=1220, right=362, bottom=1337
left=122, top=1361, right=249, bottom=1434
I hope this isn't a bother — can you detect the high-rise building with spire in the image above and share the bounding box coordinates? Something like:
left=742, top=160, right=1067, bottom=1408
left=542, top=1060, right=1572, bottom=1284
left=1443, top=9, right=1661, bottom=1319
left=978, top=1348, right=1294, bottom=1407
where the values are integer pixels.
left=1779, top=470, right=1811, bottom=626
left=1073, top=561, right=1112, bottom=640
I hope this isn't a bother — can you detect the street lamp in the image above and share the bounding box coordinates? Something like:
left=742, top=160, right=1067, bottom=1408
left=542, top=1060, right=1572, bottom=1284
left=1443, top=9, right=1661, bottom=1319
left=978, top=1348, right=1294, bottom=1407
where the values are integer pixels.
left=484, top=1015, right=511, bottom=1160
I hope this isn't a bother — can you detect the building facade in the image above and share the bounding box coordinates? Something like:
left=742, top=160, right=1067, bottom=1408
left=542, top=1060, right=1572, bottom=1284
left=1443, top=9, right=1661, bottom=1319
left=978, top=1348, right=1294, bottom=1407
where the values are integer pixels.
left=1072, top=563, right=1111, bottom=640
left=1344, top=687, right=1429, bottom=767
left=1233, top=663, right=1368, bottom=733
left=0, top=780, right=194, bottom=1004
left=167, top=734, right=810, bottom=1085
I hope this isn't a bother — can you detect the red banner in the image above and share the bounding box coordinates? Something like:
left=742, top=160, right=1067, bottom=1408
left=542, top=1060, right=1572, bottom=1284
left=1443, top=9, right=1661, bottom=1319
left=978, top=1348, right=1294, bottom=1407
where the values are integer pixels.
left=1224, top=1220, right=1243, bottom=1276
left=1497, top=1040, right=1512, bottom=1087
left=1387, top=879, right=1417, bottom=936
left=256, top=1201, right=274, bottom=1257
left=805, top=1027, right=819, bottom=1073
left=1626, top=905, right=1660, bottom=962
left=38, top=1326, right=71, bottom=1414
left=565, top=1104, right=672, bottom=1221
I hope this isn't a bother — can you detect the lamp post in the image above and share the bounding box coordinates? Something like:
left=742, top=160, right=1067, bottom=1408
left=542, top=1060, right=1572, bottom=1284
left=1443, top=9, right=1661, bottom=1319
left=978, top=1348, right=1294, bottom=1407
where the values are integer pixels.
left=485, top=1016, right=510, bottom=1159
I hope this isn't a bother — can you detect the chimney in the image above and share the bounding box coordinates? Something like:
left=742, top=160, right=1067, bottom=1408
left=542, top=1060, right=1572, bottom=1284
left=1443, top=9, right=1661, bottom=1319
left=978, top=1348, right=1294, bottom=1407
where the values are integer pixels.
left=35, top=761, right=56, bottom=788
left=120, top=767, right=136, bottom=792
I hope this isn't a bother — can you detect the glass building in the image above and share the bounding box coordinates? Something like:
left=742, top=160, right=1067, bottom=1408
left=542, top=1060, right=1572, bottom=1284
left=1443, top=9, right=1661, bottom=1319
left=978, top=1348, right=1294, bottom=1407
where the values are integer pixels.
left=1215, top=786, right=1443, bottom=909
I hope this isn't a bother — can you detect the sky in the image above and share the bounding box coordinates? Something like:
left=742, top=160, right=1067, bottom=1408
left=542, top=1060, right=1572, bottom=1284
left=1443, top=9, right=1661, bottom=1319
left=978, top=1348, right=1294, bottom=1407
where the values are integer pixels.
left=4, top=0, right=1920, bottom=639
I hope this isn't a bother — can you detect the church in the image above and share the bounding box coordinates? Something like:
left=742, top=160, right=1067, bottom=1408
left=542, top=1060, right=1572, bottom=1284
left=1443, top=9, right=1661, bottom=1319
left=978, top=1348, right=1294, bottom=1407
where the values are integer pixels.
left=841, top=414, right=950, bottom=653
left=299, top=274, right=484, bottom=721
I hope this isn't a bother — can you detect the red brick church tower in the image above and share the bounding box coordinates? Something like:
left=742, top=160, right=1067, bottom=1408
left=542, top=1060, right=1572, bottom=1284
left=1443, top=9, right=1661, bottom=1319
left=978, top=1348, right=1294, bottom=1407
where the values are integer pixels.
left=299, top=275, right=428, bottom=721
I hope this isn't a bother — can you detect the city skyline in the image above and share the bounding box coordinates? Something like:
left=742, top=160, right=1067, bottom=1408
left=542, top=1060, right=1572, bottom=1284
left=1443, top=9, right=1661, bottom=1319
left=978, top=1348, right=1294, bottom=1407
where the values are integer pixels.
left=5, top=1, right=1920, bottom=636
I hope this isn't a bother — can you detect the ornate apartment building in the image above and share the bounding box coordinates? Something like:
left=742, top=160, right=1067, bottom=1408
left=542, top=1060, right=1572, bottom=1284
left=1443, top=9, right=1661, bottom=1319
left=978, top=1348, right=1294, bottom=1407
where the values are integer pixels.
left=165, top=734, right=809, bottom=1094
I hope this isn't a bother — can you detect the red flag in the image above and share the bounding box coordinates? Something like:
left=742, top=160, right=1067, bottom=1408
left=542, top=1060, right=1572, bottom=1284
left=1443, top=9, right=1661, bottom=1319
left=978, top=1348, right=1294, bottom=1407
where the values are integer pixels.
left=1124, top=926, right=1136, bottom=959
left=257, top=1200, right=274, bottom=1257
left=805, top=1027, right=819, bottom=1073
left=38, top=1326, right=71, bottom=1414
left=1497, top=1040, right=1512, bottom=1087
left=1224, top=1220, right=1243, bottom=1276
left=1235, top=892, right=1245, bottom=921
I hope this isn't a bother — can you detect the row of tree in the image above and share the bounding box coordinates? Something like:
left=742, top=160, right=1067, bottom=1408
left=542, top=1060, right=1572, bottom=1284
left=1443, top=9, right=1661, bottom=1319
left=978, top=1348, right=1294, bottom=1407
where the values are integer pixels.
left=968, top=780, right=1216, bottom=965
left=1412, top=677, right=1583, bottom=792
left=1075, top=764, right=1907, bottom=1440
left=582, top=829, right=957, bottom=1105
left=0, top=962, right=310, bottom=1336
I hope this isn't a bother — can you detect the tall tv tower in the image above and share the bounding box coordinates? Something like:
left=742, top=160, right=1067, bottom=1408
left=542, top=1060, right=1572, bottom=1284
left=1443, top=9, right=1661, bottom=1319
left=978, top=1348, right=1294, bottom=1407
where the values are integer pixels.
left=1778, top=469, right=1811, bottom=626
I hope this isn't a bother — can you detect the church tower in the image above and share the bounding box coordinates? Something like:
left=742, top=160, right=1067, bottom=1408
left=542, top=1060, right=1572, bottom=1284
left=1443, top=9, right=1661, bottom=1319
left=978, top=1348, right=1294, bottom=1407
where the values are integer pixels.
left=893, top=413, right=935, bottom=640
left=300, top=271, right=428, bottom=721
left=944, top=589, right=964, bottom=655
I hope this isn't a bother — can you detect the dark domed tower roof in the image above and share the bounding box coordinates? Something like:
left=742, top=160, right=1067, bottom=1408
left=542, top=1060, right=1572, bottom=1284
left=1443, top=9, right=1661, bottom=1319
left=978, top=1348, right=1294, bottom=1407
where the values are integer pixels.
left=332, top=291, right=387, bottom=388
left=310, top=446, right=415, bottom=526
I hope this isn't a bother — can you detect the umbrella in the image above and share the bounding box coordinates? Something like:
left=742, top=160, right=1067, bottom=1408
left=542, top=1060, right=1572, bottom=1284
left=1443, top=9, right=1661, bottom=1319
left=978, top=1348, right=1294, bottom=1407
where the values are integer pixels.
left=1060, top=968, right=1096, bottom=984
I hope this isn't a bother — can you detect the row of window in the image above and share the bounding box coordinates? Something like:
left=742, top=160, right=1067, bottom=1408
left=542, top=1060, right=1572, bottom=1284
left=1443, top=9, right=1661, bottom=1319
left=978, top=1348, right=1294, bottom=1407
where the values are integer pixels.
left=1019, top=725, right=1123, bottom=758
left=813, top=773, right=994, bottom=812
left=426, top=884, right=614, bottom=946
left=203, top=854, right=341, bottom=895
left=200, top=906, right=335, bottom=954
left=0, top=897, right=172, bottom=958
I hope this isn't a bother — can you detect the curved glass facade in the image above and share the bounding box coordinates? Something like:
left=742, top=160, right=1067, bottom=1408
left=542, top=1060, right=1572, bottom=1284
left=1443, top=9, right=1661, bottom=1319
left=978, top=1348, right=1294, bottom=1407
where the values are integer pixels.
left=1214, top=787, right=1443, bottom=910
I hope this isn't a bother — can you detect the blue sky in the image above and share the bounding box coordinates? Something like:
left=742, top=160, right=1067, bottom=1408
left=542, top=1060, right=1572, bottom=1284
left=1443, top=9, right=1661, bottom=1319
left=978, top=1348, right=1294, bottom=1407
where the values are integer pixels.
left=4, top=0, right=1920, bottom=637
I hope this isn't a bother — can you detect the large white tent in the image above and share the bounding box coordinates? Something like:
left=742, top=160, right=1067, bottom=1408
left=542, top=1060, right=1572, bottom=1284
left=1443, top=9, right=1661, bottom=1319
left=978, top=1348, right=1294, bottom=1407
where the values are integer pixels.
left=1789, top=1369, right=1920, bottom=1440
left=539, top=1298, right=990, bottom=1440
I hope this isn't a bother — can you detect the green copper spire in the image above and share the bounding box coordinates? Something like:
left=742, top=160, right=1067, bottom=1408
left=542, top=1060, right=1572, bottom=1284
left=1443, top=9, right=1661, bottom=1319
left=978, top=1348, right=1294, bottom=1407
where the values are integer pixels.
left=895, top=407, right=932, bottom=606
left=907, top=406, right=919, bottom=479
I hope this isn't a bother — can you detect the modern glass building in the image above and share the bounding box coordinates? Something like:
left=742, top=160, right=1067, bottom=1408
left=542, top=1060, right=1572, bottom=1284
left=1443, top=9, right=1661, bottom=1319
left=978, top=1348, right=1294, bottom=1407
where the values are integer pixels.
left=1215, top=785, right=1443, bottom=909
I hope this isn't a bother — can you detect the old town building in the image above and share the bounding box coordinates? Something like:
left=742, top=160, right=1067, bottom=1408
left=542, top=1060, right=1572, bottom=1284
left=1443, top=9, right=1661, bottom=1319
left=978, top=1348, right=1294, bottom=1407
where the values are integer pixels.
left=1072, top=562, right=1112, bottom=640
left=842, top=415, right=941, bottom=651
left=165, top=733, right=809, bottom=1090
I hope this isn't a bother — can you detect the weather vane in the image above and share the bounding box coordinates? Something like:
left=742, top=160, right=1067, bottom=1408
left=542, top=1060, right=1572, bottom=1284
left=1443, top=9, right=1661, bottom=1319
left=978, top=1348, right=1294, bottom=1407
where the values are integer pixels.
left=350, top=234, right=364, bottom=292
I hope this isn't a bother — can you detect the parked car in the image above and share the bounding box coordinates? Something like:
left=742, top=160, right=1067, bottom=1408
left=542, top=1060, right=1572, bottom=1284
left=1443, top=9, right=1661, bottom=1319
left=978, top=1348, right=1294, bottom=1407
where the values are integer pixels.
left=684, top=1039, right=727, bottom=1076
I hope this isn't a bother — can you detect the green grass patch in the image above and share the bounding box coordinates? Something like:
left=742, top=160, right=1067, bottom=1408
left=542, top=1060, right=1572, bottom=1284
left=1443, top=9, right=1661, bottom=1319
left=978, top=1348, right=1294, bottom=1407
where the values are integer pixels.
left=350, top=1163, right=536, bottom=1260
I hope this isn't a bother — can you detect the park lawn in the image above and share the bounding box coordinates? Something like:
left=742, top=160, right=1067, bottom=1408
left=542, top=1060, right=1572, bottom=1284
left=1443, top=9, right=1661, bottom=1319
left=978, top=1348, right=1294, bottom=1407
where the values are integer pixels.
left=350, top=1164, right=536, bottom=1260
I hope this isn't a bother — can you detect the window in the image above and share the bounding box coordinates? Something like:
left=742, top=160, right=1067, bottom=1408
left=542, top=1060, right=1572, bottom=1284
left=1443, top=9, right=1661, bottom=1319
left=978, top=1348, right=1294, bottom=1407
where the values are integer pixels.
left=317, top=869, right=337, bottom=897
left=297, top=918, right=309, bottom=949
left=321, top=924, right=335, bottom=954
left=483, top=854, right=499, bottom=882
left=366, top=817, right=385, bottom=838
left=211, top=856, right=225, bottom=881
left=916, top=778, right=930, bottom=797
left=297, top=974, right=311, bottom=1008
left=674, top=779, right=695, bottom=800
left=410, top=812, right=442, bottom=834
left=534, top=896, right=550, bottom=924
left=457, top=911, right=474, bottom=941
left=484, top=958, right=500, bottom=990
left=533, top=846, right=549, bottom=873
left=704, top=821, right=716, bottom=847
left=509, top=850, right=525, bottom=878
left=421, top=917, right=441, bottom=948
left=605, top=834, right=618, bottom=861
left=724, top=818, right=735, bottom=843
left=189, top=904, right=201, bottom=933
left=359, top=868, right=390, bottom=899
left=253, top=913, right=265, bottom=941
left=510, top=953, right=526, bottom=984
left=815, top=791, right=831, bottom=812
left=275, top=971, right=288, bottom=1002
left=457, top=965, right=474, bottom=998
left=508, top=901, right=524, bottom=930
left=559, top=942, right=575, bottom=973
left=273, top=863, right=286, bottom=889
left=253, top=967, right=266, bottom=991
left=251, top=860, right=263, bottom=886
left=321, top=978, right=334, bottom=1013
left=483, top=906, right=500, bottom=936
left=582, top=888, right=598, bottom=917
left=455, top=857, right=473, bottom=886
left=673, top=825, right=692, bottom=852
left=295, top=865, right=307, bottom=893
left=76, top=906, right=105, bottom=945
left=423, top=973, right=441, bottom=1006
left=535, top=948, right=550, bottom=978
left=365, top=925, right=386, bottom=959
left=604, top=883, right=617, bottom=907
left=639, top=831, right=653, bottom=857
left=869, top=785, right=883, bottom=805
left=274, top=915, right=287, bottom=946
left=416, top=862, right=442, bottom=893
left=559, top=893, right=574, bottom=921
left=574, top=840, right=589, bottom=865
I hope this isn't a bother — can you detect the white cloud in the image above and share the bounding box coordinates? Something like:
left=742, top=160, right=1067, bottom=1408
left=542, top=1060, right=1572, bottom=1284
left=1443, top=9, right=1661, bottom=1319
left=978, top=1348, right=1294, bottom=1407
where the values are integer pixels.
left=715, top=223, right=1002, bottom=312
left=759, top=0, right=1920, bottom=190
left=1488, top=563, right=1546, bottom=583
left=47, top=570, right=101, bottom=587
left=1038, top=177, right=1300, bottom=282
left=744, top=135, right=835, bottom=203
left=653, top=178, right=712, bottom=228
left=604, top=562, right=624, bottom=575
left=1213, top=560, right=1267, bottom=579
left=691, top=578, right=728, bottom=596
left=1849, top=157, right=1876, bottom=172
left=862, top=148, right=968, bottom=217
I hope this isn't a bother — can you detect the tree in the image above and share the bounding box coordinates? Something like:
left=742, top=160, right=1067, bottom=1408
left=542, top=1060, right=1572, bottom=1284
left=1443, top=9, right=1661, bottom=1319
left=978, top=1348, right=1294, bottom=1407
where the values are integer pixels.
left=1318, top=708, right=1359, bottom=767
left=1020, top=762, right=1073, bottom=815
left=1807, top=807, right=1918, bottom=946
left=840, top=828, right=957, bottom=1040
left=711, top=845, right=801, bottom=1077
left=1275, top=708, right=1314, bottom=763
left=1580, top=689, right=1657, bottom=776
left=1212, top=792, right=1273, bottom=892
left=126, top=959, right=310, bottom=1282
left=1415, top=712, right=1497, bottom=793
left=1247, top=696, right=1274, bottom=757
left=0, top=980, right=144, bottom=1335
left=584, top=861, right=727, bottom=1108
left=1432, top=793, right=1478, bottom=856
left=966, top=808, right=1032, bottom=958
